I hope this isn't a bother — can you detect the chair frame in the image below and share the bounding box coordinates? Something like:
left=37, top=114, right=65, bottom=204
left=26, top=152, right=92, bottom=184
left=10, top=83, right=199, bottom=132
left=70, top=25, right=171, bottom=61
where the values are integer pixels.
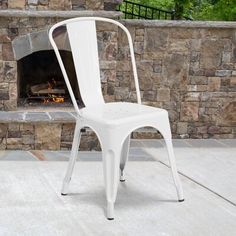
left=49, top=17, right=184, bottom=220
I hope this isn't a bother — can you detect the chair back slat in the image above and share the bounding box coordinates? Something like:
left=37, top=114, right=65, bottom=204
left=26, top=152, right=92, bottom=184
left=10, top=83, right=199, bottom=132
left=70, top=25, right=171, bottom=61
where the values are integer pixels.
left=67, top=20, right=104, bottom=107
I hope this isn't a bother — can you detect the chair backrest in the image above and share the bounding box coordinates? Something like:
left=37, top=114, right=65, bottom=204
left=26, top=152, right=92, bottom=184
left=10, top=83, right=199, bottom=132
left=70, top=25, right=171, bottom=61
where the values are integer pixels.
left=49, top=17, right=141, bottom=116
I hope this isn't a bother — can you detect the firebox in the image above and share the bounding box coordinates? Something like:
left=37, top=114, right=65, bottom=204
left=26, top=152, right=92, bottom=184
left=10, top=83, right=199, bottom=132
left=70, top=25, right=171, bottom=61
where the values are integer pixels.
left=17, top=50, right=83, bottom=107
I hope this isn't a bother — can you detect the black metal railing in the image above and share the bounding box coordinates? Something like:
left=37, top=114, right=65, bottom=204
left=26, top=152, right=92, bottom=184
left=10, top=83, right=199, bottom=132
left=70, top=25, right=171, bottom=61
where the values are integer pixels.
left=118, top=0, right=175, bottom=20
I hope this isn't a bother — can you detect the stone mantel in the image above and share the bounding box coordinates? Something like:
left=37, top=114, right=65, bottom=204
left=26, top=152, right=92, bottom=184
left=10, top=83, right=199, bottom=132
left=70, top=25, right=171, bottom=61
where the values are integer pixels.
left=121, top=19, right=236, bottom=29
left=0, top=9, right=122, bottom=19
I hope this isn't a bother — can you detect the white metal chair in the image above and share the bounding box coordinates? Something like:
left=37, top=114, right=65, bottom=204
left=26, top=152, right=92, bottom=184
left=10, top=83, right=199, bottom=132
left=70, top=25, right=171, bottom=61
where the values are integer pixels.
left=49, top=17, right=184, bottom=220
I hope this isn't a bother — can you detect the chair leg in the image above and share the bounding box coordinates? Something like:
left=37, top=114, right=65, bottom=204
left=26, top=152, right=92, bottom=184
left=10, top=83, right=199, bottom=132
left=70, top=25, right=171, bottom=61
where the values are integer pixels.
left=120, top=134, right=130, bottom=182
left=163, top=137, right=184, bottom=201
left=102, top=147, right=121, bottom=220
left=153, top=115, right=184, bottom=202
left=61, top=121, right=81, bottom=195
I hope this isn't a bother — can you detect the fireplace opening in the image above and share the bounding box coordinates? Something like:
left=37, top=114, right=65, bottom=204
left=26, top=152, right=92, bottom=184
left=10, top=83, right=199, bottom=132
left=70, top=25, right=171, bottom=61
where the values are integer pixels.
left=17, top=50, right=83, bottom=107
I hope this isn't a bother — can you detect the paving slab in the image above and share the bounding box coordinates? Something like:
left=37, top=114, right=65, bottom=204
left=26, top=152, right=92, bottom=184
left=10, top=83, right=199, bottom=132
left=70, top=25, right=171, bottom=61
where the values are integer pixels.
left=0, top=112, right=24, bottom=123
left=143, top=145, right=236, bottom=204
left=162, top=139, right=192, bottom=147
left=25, top=112, right=51, bottom=122
left=140, top=139, right=164, bottom=148
left=0, top=161, right=235, bottom=236
left=130, top=139, right=145, bottom=148
left=217, top=139, right=236, bottom=147
left=185, top=139, right=225, bottom=148
left=0, top=151, right=37, bottom=161
left=48, top=112, right=75, bottom=122
left=42, top=149, right=154, bottom=162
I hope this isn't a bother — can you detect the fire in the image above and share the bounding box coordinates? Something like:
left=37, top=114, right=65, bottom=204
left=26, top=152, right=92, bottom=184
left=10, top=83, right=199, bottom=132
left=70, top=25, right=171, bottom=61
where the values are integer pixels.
left=43, top=95, right=65, bottom=103
left=52, top=95, right=65, bottom=103
left=42, top=79, right=65, bottom=104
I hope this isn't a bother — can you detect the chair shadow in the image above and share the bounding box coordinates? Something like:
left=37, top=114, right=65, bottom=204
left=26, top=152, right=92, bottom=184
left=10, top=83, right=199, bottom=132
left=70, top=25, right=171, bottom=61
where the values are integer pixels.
left=63, top=183, right=180, bottom=218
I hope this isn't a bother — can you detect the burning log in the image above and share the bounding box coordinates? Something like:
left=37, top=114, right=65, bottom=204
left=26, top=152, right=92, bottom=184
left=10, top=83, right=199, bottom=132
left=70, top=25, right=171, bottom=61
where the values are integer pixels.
left=30, top=81, right=65, bottom=95
left=26, top=79, right=67, bottom=104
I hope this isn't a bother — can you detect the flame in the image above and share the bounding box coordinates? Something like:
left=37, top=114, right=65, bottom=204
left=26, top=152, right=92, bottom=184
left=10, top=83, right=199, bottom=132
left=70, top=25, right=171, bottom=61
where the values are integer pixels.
left=43, top=95, right=65, bottom=104
left=52, top=95, right=64, bottom=103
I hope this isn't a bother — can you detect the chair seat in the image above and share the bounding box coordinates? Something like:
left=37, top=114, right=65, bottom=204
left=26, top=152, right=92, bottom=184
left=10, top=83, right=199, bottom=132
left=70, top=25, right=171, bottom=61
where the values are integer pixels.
left=80, top=102, right=167, bottom=127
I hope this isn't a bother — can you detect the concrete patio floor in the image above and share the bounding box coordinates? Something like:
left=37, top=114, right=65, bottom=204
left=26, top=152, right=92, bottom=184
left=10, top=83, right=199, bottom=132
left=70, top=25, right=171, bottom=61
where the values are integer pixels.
left=0, top=139, right=235, bottom=236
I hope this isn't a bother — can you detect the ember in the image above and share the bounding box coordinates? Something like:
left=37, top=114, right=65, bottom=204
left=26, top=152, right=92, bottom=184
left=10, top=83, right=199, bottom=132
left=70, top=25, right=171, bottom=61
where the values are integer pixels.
left=43, top=94, right=65, bottom=103
left=52, top=95, right=65, bottom=103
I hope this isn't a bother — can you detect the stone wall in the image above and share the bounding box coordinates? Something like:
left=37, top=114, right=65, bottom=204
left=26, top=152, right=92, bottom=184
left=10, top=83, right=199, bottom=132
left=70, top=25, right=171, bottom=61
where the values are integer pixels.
left=0, top=122, right=98, bottom=151
left=0, top=110, right=101, bottom=150
left=0, top=14, right=236, bottom=145
left=0, top=0, right=121, bottom=10
left=112, top=20, right=236, bottom=139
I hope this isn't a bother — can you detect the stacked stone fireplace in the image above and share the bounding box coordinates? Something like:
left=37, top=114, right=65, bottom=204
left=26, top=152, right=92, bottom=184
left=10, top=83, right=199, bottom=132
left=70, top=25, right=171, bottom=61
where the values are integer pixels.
left=0, top=0, right=121, bottom=110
